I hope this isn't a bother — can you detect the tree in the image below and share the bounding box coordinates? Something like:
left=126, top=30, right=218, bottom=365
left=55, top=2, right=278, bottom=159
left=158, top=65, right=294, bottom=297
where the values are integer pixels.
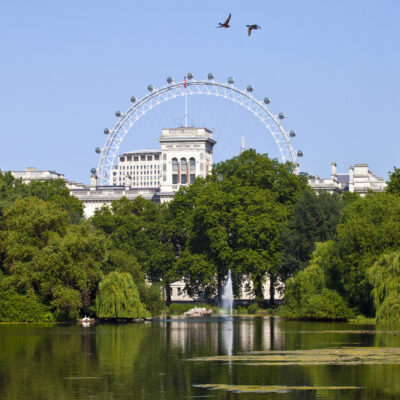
left=281, top=242, right=353, bottom=320
left=91, top=196, right=177, bottom=304
left=280, top=190, right=345, bottom=281
left=387, top=166, right=400, bottom=196
left=368, top=251, right=400, bottom=326
left=1, top=197, right=108, bottom=319
left=335, top=192, right=400, bottom=315
left=96, top=271, right=150, bottom=319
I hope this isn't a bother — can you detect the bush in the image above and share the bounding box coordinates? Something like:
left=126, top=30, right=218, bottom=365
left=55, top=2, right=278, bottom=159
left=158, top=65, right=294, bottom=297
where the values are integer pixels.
left=138, top=283, right=164, bottom=316
left=237, top=305, right=247, bottom=315
left=247, top=303, right=259, bottom=314
left=0, top=287, right=54, bottom=322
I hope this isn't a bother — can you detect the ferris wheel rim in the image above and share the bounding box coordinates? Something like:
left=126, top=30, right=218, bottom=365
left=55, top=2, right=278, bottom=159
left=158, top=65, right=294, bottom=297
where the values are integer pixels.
left=97, top=79, right=299, bottom=185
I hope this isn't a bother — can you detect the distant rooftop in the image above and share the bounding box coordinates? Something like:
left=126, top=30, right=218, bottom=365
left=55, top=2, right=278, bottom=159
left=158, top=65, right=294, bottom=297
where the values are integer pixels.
left=122, top=149, right=160, bottom=155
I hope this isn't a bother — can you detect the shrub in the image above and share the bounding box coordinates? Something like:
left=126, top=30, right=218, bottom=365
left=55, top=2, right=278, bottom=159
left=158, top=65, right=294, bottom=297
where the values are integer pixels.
left=138, top=283, right=164, bottom=316
left=247, top=303, right=259, bottom=314
left=237, top=305, right=247, bottom=315
left=0, top=286, right=54, bottom=322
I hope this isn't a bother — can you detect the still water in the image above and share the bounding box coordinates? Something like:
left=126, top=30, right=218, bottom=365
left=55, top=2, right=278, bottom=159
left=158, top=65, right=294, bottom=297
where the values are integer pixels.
left=0, top=317, right=400, bottom=399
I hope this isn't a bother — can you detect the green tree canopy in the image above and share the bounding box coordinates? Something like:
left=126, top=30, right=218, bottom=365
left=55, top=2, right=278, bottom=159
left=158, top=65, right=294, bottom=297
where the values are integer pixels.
left=96, top=271, right=150, bottom=319
left=368, top=251, right=400, bottom=326
left=335, top=192, right=400, bottom=315
left=387, top=166, right=400, bottom=196
left=280, top=190, right=345, bottom=281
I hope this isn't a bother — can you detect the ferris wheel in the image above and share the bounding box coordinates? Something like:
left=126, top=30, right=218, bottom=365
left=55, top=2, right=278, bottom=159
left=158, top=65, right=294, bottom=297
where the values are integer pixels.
left=94, top=73, right=303, bottom=185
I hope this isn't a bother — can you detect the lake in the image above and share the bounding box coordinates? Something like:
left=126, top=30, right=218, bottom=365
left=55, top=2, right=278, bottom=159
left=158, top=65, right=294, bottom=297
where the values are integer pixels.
left=1, top=316, right=399, bottom=399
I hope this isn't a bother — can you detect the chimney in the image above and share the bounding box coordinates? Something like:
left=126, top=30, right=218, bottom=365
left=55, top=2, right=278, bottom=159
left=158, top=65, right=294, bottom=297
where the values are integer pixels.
left=331, top=162, right=337, bottom=182
left=349, top=166, right=354, bottom=192
left=90, top=173, right=97, bottom=189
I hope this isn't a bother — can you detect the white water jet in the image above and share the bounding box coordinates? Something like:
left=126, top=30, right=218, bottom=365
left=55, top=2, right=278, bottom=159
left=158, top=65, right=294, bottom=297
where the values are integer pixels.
left=221, top=270, right=233, bottom=316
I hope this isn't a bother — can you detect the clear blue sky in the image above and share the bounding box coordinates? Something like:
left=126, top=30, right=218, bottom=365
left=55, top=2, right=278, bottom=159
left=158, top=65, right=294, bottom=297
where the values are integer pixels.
left=1, top=0, right=399, bottom=183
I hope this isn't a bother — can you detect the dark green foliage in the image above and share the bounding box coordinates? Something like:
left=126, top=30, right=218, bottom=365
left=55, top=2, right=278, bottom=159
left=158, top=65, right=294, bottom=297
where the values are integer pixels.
left=281, top=243, right=353, bottom=321
left=1, top=197, right=108, bottom=320
left=0, top=284, right=54, bottom=322
left=96, top=271, right=150, bottom=319
left=368, top=251, right=400, bottom=326
left=335, top=192, right=400, bottom=315
left=387, top=167, right=400, bottom=196
left=172, top=150, right=307, bottom=305
left=91, top=197, right=177, bottom=304
left=247, top=303, right=259, bottom=314
left=138, top=284, right=163, bottom=316
left=280, top=190, right=345, bottom=281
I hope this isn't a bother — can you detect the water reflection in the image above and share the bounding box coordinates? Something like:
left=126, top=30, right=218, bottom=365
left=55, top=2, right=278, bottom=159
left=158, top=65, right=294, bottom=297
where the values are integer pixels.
left=0, top=318, right=399, bottom=399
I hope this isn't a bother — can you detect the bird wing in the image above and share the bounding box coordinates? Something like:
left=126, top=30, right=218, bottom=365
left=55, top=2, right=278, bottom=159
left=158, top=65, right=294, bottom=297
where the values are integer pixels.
left=224, top=13, right=231, bottom=24
left=248, top=26, right=252, bottom=36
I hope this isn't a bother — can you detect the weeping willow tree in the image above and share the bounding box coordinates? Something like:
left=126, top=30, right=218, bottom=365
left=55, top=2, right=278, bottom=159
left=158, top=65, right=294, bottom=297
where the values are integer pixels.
left=96, top=272, right=150, bottom=319
left=368, top=251, right=400, bottom=326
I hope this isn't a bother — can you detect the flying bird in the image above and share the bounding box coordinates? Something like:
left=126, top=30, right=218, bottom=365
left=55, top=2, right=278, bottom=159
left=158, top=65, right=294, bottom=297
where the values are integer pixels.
left=246, top=24, right=261, bottom=36
left=217, top=13, right=231, bottom=28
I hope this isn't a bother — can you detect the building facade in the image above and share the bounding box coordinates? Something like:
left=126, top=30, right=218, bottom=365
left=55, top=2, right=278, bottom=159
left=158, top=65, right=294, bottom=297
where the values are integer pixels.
left=308, top=162, right=387, bottom=195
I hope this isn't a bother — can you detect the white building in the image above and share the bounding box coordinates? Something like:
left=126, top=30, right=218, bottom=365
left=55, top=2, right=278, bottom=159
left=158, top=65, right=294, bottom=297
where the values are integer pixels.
left=10, top=167, right=64, bottom=183
left=158, top=127, right=215, bottom=202
left=111, top=149, right=161, bottom=188
left=308, top=162, right=387, bottom=195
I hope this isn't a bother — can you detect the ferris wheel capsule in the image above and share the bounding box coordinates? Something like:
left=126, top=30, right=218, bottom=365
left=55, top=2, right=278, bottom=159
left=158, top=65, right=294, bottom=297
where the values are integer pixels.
left=130, top=96, right=136, bottom=103
left=264, top=97, right=271, bottom=104
left=95, top=147, right=101, bottom=154
left=147, top=85, right=154, bottom=92
left=207, top=73, right=214, bottom=80
left=187, top=73, right=194, bottom=80
left=104, top=128, right=110, bottom=135
left=91, top=168, right=97, bottom=174
left=278, top=113, right=285, bottom=120
left=227, top=76, right=234, bottom=84
left=247, top=85, right=254, bottom=93
left=297, top=150, right=303, bottom=157
left=289, top=130, right=296, bottom=137
left=115, top=110, right=122, bottom=117
left=166, top=77, right=173, bottom=84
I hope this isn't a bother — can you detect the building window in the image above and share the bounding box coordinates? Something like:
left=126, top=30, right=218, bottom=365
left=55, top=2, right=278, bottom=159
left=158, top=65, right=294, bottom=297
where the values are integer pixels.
left=181, top=174, right=187, bottom=184
left=190, top=174, right=195, bottom=184
left=155, top=155, right=160, bottom=160
left=163, top=164, right=166, bottom=171
left=163, top=153, right=166, bottom=160
left=141, top=155, right=145, bottom=161
left=190, top=157, right=195, bottom=171
left=127, top=156, right=132, bottom=161
left=177, top=287, right=182, bottom=296
left=172, top=174, right=178, bottom=184
left=181, top=157, right=187, bottom=171
left=172, top=158, right=178, bottom=171
left=147, top=155, right=152, bottom=161
left=133, top=156, right=139, bottom=162
left=120, top=157, right=125, bottom=162
left=200, top=163, right=204, bottom=171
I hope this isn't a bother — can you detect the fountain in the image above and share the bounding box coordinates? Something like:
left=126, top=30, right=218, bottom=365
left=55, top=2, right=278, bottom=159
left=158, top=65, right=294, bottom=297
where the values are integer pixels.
left=221, top=270, right=233, bottom=316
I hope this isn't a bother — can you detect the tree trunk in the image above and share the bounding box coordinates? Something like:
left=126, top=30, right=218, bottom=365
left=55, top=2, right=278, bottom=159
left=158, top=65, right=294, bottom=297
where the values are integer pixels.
left=269, top=274, right=276, bottom=306
left=217, top=273, right=224, bottom=306
left=165, top=282, right=172, bottom=306
left=254, top=277, right=264, bottom=308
